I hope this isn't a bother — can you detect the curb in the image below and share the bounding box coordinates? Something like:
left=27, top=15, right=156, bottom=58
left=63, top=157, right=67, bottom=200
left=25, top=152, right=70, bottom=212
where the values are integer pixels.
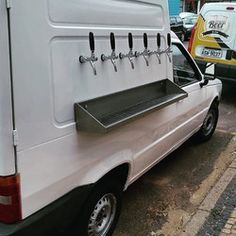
left=179, top=135, right=236, bottom=236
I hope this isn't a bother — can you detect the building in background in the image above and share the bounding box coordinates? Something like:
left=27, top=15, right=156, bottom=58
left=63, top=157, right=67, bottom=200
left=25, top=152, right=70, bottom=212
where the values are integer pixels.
left=168, top=0, right=181, bottom=15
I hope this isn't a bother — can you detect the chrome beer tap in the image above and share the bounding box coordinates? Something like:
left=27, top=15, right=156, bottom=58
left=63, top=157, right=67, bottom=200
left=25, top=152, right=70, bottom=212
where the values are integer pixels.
left=163, top=33, right=172, bottom=63
left=101, top=32, right=118, bottom=72
left=135, top=33, right=150, bottom=66
left=79, top=32, right=98, bottom=75
left=119, top=33, right=135, bottom=69
left=155, top=33, right=162, bottom=64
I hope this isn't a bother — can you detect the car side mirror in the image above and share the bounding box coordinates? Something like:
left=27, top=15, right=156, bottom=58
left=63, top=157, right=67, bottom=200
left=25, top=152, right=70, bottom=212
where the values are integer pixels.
left=200, top=63, right=216, bottom=87
left=205, top=63, right=216, bottom=78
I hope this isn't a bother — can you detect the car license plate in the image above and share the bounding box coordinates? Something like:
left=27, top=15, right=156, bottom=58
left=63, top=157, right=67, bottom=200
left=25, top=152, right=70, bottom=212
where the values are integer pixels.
left=201, top=48, right=223, bottom=58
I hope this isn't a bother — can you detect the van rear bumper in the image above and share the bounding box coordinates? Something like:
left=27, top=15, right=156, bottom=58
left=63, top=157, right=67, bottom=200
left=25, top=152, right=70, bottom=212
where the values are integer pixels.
left=195, top=59, right=236, bottom=82
left=0, top=184, right=94, bottom=236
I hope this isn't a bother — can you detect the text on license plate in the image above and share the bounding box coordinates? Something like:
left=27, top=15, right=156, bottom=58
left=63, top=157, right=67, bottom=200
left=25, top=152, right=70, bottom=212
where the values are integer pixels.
left=201, top=48, right=223, bottom=58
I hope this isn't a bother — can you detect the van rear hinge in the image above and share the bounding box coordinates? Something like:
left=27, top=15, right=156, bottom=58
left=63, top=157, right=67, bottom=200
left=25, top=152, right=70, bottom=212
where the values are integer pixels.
left=12, top=130, right=18, bottom=147
left=6, top=0, right=12, bottom=9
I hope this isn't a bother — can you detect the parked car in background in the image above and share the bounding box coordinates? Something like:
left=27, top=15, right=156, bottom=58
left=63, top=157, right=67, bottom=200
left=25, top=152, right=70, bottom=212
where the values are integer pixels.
left=170, top=15, right=184, bottom=41
left=179, top=12, right=197, bottom=19
left=188, top=2, right=236, bottom=82
left=183, top=15, right=198, bottom=40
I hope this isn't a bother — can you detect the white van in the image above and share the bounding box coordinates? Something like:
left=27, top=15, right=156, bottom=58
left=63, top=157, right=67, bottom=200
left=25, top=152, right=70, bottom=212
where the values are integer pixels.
left=189, top=2, right=236, bottom=82
left=0, top=0, right=221, bottom=235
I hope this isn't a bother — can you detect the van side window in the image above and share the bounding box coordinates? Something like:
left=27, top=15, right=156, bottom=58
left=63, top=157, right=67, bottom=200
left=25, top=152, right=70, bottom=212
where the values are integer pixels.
left=172, top=43, right=200, bottom=87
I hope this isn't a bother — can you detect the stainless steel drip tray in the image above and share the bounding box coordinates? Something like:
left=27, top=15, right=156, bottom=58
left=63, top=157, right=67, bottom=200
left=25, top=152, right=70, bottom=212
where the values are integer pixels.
left=74, top=79, right=188, bottom=133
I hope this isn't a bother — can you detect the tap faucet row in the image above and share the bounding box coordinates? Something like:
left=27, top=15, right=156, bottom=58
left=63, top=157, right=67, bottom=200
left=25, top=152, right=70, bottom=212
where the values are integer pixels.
left=79, top=32, right=172, bottom=75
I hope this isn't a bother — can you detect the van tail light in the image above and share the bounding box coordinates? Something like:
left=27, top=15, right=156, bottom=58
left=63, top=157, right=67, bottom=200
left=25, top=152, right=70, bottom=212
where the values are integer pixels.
left=0, top=174, right=22, bottom=223
left=188, top=23, right=197, bottom=53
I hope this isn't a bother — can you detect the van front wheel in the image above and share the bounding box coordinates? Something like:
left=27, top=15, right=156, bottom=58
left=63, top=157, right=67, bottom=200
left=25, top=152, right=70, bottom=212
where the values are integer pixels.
left=78, top=180, right=122, bottom=236
left=195, top=103, right=219, bottom=142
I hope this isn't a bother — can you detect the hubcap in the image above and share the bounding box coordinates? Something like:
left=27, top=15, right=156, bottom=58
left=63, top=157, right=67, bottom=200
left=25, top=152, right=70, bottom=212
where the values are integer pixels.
left=202, top=110, right=216, bottom=136
left=88, top=193, right=117, bottom=236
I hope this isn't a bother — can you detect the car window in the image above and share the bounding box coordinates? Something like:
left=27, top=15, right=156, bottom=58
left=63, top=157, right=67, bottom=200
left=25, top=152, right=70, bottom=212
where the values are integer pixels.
left=183, top=16, right=197, bottom=25
left=170, top=17, right=176, bottom=24
left=172, top=43, right=200, bottom=87
left=176, top=17, right=183, bottom=24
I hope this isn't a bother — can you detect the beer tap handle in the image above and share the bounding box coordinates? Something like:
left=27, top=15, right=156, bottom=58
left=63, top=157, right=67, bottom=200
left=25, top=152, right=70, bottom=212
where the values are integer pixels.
left=167, top=33, right=171, bottom=48
left=143, top=33, right=149, bottom=66
left=110, top=32, right=116, bottom=51
left=155, top=33, right=161, bottom=64
left=143, top=33, right=148, bottom=49
left=166, top=33, right=172, bottom=63
left=89, top=32, right=95, bottom=53
left=157, top=33, right=161, bottom=49
left=128, top=32, right=133, bottom=51
left=79, top=32, right=98, bottom=75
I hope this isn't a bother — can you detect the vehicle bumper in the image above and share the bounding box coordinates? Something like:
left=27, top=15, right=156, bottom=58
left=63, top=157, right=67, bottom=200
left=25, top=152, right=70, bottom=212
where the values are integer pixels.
left=0, top=184, right=94, bottom=236
left=195, top=59, right=236, bottom=82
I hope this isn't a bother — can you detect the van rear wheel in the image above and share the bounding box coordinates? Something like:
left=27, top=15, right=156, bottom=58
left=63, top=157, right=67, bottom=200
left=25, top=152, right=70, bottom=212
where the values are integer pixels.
left=195, top=103, right=219, bottom=142
left=78, top=180, right=122, bottom=236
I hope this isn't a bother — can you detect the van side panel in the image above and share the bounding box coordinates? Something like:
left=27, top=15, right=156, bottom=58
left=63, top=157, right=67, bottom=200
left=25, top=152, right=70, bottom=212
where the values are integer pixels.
left=10, top=0, right=170, bottom=151
left=0, top=1, right=15, bottom=176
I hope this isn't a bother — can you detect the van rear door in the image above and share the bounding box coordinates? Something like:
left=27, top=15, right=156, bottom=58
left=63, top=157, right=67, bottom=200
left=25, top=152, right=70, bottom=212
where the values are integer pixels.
left=0, top=1, right=16, bottom=176
left=193, top=3, right=236, bottom=65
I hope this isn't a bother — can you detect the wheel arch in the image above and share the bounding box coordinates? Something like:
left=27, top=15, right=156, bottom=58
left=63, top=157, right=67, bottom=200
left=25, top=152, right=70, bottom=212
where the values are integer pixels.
left=210, top=96, right=220, bottom=107
left=96, top=163, right=130, bottom=191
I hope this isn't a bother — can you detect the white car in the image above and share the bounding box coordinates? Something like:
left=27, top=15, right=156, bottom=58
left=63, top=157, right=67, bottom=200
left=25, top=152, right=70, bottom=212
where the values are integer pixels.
left=179, top=12, right=197, bottom=19
left=183, top=15, right=198, bottom=40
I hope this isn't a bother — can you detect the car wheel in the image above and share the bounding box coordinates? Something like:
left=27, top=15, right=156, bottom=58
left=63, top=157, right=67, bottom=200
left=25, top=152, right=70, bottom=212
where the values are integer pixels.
left=77, top=180, right=122, bottom=236
left=195, top=103, right=219, bottom=142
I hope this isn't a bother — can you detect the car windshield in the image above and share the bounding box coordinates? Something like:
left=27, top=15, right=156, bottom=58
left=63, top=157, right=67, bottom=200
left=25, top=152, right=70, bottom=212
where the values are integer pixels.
left=179, top=12, right=196, bottom=19
left=183, top=16, right=197, bottom=25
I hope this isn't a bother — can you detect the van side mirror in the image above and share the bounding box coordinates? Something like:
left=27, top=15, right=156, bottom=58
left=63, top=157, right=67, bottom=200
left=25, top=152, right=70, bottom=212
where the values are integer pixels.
left=200, top=63, right=216, bottom=87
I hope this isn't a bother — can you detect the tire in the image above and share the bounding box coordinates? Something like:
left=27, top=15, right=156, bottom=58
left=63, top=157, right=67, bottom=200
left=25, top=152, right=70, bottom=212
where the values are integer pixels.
left=77, top=180, right=123, bottom=236
left=194, top=103, right=219, bottom=142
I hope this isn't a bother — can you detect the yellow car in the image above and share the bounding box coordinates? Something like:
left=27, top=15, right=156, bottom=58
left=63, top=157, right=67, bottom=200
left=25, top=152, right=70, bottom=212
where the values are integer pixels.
left=189, top=2, right=236, bottom=82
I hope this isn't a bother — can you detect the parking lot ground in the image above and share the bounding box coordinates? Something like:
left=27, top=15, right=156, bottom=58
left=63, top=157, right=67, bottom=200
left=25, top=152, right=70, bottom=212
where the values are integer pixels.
left=184, top=153, right=236, bottom=236
left=114, top=131, right=234, bottom=236
left=114, top=82, right=236, bottom=236
left=218, top=82, right=236, bottom=134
